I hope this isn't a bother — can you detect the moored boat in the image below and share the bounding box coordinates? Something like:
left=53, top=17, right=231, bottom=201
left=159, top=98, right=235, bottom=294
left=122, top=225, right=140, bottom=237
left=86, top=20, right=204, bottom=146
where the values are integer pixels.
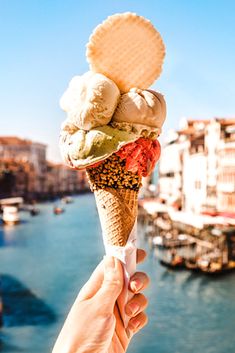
left=53, top=206, right=65, bottom=215
left=2, top=206, right=20, bottom=225
left=61, top=196, right=73, bottom=204
left=30, top=207, right=40, bottom=216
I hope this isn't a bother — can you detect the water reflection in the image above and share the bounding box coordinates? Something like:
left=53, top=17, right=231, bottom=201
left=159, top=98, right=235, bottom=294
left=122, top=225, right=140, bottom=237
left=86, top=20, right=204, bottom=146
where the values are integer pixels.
left=0, top=226, right=18, bottom=247
left=0, top=219, right=30, bottom=247
left=1, top=274, right=56, bottom=327
left=0, top=332, right=25, bottom=352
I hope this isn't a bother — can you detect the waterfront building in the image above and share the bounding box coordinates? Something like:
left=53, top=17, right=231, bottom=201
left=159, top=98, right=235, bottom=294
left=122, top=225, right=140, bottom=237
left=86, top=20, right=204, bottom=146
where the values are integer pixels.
left=158, top=131, right=183, bottom=209
left=76, top=169, right=90, bottom=192
left=45, top=162, right=89, bottom=196
left=0, top=136, right=46, bottom=198
left=180, top=120, right=210, bottom=213
left=158, top=118, right=235, bottom=215
left=216, top=119, right=235, bottom=212
left=0, top=136, right=90, bottom=199
left=0, top=157, right=36, bottom=198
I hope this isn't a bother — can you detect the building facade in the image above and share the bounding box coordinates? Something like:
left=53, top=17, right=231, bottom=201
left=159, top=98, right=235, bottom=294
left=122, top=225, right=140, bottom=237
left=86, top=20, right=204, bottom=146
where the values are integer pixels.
left=0, top=136, right=90, bottom=199
left=216, top=120, right=235, bottom=212
left=45, top=162, right=89, bottom=197
left=0, top=136, right=47, bottom=196
left=158, top=138, right=183, bottom=208
left=158, top=118, right=235, bottom=215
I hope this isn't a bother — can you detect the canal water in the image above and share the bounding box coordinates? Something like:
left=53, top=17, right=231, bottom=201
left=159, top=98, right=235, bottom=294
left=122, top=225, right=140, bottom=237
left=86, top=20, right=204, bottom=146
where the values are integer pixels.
left=0, top=194, right=235, bottom=353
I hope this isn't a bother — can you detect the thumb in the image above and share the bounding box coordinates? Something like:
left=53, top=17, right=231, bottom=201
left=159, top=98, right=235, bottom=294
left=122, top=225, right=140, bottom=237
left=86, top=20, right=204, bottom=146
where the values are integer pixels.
left=96, top=256, right=124, bottom=310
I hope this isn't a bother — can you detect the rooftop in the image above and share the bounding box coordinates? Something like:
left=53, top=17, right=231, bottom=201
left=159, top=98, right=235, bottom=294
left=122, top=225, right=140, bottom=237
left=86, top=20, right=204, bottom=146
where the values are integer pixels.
left=0, top=136, right=46, bottom=147
left=177, top=118, right=235, bottom=136
left=216, top=118, right=235, bottom=126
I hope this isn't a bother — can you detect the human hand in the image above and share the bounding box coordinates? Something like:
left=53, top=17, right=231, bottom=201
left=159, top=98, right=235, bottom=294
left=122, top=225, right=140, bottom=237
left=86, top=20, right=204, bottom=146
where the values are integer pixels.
left=52, top=249, right=149, bottom=353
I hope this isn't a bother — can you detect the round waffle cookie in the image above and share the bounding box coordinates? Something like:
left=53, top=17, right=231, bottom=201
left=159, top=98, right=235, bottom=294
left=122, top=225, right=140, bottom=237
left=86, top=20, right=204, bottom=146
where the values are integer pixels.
left=86, top=12, right=165, bottom=92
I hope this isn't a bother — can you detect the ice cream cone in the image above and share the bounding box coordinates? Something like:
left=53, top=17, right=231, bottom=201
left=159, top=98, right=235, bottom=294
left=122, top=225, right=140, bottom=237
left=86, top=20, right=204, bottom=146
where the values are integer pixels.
left=86, top=154, right=141, bottom=247
left=94, top=188, right=138, bottom=246
left=58, top=10, right=166, bottom=329
left=86, top=154, right=140, bottom=327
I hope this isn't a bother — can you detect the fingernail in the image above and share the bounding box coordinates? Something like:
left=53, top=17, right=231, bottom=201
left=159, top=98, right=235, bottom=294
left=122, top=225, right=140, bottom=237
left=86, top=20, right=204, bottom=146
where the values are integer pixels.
left=130, top=279, right=142, bottom=292
left=130, top=319, right=140, bottom=330
left=104, top=256, right=115, bottom=270
left=126, top=302, right=139, bottom=316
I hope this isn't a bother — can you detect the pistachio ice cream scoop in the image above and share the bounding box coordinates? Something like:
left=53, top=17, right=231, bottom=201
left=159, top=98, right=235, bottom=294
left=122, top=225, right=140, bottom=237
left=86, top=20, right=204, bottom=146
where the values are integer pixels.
left=60, top=121, right=140, bottom=169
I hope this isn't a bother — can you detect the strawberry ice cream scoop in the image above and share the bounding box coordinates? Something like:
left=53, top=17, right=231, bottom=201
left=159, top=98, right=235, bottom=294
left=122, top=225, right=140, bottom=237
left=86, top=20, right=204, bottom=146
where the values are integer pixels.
left=116, top=137, right=161, bottom=177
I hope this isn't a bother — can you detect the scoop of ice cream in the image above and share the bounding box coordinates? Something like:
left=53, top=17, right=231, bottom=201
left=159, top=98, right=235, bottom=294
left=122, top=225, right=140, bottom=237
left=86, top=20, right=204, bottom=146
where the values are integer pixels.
left=60, top=120, right=140, bottom=169
left=112, top=88, right=166, bottom=135
left=60, top=71, right=120, bottom=130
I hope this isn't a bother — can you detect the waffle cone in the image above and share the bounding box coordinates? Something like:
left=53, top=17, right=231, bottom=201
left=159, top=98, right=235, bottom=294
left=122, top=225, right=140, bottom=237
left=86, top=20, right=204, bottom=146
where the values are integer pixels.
left=94, top=187, right=138, bottom=246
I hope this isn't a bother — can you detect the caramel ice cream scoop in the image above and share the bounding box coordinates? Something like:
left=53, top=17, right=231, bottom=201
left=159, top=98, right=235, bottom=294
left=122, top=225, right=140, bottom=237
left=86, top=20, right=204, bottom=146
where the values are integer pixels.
left=112, top=88, right=166, bottom=136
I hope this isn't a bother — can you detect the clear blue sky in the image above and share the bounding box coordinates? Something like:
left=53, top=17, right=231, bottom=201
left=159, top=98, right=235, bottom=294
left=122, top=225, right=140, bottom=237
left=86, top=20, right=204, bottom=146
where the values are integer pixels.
left=1, top=0, right=234, bottom=161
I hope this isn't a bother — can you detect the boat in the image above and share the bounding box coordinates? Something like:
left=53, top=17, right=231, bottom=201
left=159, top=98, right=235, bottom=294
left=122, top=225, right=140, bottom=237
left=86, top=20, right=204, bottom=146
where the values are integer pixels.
left=30, top=206, right=40, bottom=216
left=185, top=259, right=200, bottom=271
left=53, top=206, right=65, bottom=215
left=155, top=243, right=185, bottom=269
left=2, top=206, right=20, bottom=225
left=61, top=196, right=73, bottom=204
left=159, top=256, right=185, bottom=269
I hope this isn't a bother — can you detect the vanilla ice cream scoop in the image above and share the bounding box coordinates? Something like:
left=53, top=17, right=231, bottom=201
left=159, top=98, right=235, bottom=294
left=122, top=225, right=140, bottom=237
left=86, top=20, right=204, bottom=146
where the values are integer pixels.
left=60, top=71, right=120, bottom=130
left=112, top=88, right=166, bottom=136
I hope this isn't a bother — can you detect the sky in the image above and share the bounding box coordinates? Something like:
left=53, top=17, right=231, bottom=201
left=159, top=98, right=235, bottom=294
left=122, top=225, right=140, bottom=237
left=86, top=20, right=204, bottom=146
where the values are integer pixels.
left=0, top=0, right=235, bottom=161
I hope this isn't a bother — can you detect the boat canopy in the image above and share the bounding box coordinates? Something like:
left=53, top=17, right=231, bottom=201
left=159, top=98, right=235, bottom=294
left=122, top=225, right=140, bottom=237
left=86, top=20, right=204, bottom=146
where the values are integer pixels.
left=0, top=197, right=23, bottom=206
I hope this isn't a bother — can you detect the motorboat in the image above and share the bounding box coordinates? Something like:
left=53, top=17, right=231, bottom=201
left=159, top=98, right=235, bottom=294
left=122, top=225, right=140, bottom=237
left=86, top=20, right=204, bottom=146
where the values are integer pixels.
left=61, top=196, right=73, bottom=204
left=53, top=206, right=65, bottom=215
left=2, top=206, right=20, bottom=225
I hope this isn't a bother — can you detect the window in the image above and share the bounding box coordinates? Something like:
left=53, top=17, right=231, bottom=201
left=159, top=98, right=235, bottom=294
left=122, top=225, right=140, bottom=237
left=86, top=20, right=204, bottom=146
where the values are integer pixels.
left=195, top=181, right=201, bottom=189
